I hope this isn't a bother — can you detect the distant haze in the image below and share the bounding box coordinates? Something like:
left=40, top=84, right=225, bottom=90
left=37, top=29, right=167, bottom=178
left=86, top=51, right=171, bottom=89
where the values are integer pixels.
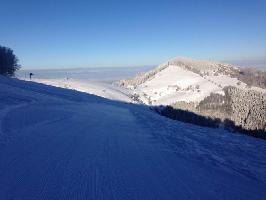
left=224, top=58, right=266, bottom=70
left=16, top=66, right=155, bottom=82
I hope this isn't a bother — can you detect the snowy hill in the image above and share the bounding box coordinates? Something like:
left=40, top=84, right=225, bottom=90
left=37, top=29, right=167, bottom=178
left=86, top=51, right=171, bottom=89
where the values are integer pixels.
left=0, top=75, right=266, bottom=199
left=117, top=57, right=266, bottom=135
left=118, top=57, right=265, bottom=105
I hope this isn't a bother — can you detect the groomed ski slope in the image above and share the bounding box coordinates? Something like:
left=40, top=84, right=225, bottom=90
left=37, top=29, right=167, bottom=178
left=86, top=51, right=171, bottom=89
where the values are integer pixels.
left=0, top=75, right=266, bottom=199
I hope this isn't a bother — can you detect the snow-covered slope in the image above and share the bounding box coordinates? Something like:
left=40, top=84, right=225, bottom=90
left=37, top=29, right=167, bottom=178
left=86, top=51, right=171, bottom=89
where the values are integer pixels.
left=0, top=75, right=266, bottom=199
left=118, top=57, right=266, bottom=105
left=26, top=77, right=133, bottom=103
left=16, top=66, right=155, bottom=104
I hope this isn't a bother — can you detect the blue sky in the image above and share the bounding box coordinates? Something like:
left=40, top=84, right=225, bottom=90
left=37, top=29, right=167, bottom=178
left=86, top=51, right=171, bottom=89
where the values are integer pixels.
left=1, top=0, right=266, bottom=69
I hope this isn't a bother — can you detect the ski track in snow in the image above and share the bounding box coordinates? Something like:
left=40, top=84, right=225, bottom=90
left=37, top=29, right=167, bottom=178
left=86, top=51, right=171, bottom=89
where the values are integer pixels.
left=0, top=75, right=266, bottom=199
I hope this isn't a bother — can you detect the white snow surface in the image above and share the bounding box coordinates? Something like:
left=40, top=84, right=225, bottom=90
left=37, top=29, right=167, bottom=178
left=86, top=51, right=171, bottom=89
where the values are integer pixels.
left=0, top=75, right=266, bottom=199
left=28, top=78, right=133, bottom=103
left=122, top=60, right=266, bottom=105
left=137, top=65, right=222, bottom=104
left=16, top=67, right=154, bottom=103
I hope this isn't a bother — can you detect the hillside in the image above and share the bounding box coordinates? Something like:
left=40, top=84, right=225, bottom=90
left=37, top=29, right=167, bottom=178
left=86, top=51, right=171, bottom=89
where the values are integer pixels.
left=117, top=57, right=266, bottom=135
left=118, top=57, right=265, bottom=105
left=1, top=75, right=266, bottom=199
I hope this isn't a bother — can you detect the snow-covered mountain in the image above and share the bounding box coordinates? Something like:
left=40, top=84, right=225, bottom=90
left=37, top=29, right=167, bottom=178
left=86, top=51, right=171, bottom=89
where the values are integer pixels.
left=118, top=57, right=266, bottom=105
left=1, top=75, right=266, bottom=199
left=117, top=57, right=266, bottom=135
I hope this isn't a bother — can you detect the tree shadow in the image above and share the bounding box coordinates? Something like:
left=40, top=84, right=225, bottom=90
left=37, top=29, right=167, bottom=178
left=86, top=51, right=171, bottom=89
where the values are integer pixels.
left=155, top=106, right=266, bottom=140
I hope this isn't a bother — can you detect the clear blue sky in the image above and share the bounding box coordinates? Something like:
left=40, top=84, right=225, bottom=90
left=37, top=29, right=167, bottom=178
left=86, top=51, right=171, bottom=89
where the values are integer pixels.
left=1, top=0, right=266, bottom=69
